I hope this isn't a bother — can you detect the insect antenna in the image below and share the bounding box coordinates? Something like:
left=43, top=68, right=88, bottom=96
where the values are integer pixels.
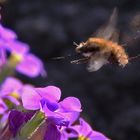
left=48, top=42, right=80, bottom=61
left=71, top=57, right=89, bottom=64
left=122, top=30, right=140, bottom=47
left=51, top=56, right=66, bottom=60
left=129, top=54, right=140, bottom=61
left=49, top=54, right=72, bottom=60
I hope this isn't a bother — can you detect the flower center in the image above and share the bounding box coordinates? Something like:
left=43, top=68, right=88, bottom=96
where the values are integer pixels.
left=78, top=135, right=90, bottom=140
left=10, top=92, right=20, bottom=99
left=8, top=53, right=23, bottom=67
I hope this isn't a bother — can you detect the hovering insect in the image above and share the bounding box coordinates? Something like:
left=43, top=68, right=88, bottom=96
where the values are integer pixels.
left=71, top=8, right=129, bottom=72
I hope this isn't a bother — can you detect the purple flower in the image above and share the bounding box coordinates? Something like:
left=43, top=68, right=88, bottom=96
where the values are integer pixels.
left=7, top=42, right=45, bottom=78
left=0, top=24, right=26, bottom=54
left=0, top=23, right=45, bottom=77
left=16, top=53, right=45, bottom=77
left=0, top=77, right=24, bottom=124
left=0, top=24, right=18, bottom=69
left=22, top=85, right=61, bottom=110
left=62, top=118, right=109, bottom=140
left=1, top=77, right=23, bottom=94
left=22, top=85, right=82, bottom=127
left=0, top=77, right=23, bottom=105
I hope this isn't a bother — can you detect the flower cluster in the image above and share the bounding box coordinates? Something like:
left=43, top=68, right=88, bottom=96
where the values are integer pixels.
left=0, top=23, right=45, bottom=77
left=0, top=13, right=110, bottom=140
left=0, top=77, right=23, bottom=124
left=7, top=85, right=109, bottom=140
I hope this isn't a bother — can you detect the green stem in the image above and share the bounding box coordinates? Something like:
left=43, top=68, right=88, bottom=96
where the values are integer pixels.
left=0, top=65, right=15, bottom=83
left=19, top=111, right=45, bottom=140
left=0, top=54, right=22, bottom=83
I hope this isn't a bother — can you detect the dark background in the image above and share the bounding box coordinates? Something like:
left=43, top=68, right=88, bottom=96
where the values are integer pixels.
left=1, top=0, right=140, bottom=140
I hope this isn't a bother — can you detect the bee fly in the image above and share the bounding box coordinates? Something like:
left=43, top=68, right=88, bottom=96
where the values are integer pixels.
left=71, top=8, right=129, bottom=72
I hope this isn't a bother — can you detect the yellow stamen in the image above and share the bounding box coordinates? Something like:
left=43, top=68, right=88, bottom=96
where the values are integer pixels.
left=8, top=53, right=23, bottom=67
left=12, top=53, right=23, bottom=62
left=78, top=135, right=90, bottom=140
left=10, top=92, right=20, bottom=99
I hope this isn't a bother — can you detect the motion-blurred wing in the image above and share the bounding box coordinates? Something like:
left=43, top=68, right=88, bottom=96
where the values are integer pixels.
left=95, top=8, right=119, bottom=41
left=87, top=56, right=108, bottom=72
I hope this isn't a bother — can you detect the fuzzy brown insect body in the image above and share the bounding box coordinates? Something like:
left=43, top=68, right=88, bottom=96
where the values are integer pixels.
left=80, top=37, right=128, bottom=66
left=71, top=8, right=129, bottom=72
left=73, top=37, right=128, bottom=72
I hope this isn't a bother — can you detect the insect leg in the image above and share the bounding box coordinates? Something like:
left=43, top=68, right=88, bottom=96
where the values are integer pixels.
left=71, top=57, right=89, bottom=64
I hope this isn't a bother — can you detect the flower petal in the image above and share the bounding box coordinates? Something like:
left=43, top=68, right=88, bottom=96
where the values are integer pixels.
left=90, top=131, right=109, bottom=140
left=22, top=85, right=41, bottom=110
left=79, top=118, right=92, bottom=135
left=48, top=117, right=69, bottom=127
left=0, top=24, right=17, bottom=40
left=59, top=97, right=82, bottom=112
left=63, top=112, right=80, bottom=125
left=1, top=77, right=22, bottom=96
left=8, top=110, right=25, bottom=136
left=0, top=98, right=7, bottom=114
left=7, top=41, right=29, bottom=55
left=40, top=98, right=59, bottom=112
left=0, top=112, right=9, bottom=123
left=16, top=54, right=44, bottom=77
left=44, top=123, right=61, bottom=140
left=36, top=86, right=61, bottom=102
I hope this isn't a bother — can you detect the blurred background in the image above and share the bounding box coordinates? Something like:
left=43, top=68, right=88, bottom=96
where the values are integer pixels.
left=1, top=0, right=140, bottom=139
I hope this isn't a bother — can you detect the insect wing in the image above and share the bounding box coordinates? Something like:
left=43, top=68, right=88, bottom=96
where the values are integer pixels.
left=95, top=8, right=119, bottom=41
left=87, top=55, right=108, bottom=72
